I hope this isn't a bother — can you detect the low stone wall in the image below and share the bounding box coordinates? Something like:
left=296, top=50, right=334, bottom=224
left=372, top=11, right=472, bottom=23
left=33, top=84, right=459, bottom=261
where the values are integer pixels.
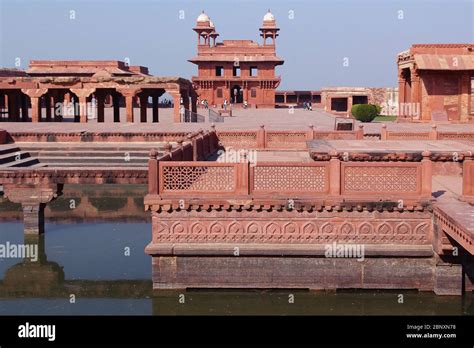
left=151, top=255, right=460, bottom=293
left=217, top=125, right=363, bottom=150
left=6, top=131, right=192, bottom=143
left=0, top=129, right=7, bottom=144
left=381, top=124, right=474, bottom=141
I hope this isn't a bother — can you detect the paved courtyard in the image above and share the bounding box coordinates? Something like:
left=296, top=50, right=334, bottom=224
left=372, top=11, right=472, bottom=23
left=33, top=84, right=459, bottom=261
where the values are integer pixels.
left=1, top=107, right=474, bottom=133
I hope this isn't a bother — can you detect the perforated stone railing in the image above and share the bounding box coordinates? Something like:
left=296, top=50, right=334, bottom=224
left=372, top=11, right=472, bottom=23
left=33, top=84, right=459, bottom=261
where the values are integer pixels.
left=147, top=151, right=433, bottom=204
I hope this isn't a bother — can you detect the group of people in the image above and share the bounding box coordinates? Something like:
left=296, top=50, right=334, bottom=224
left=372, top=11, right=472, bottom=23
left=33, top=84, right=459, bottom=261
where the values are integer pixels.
left=303, top=101, right=313, bottom=111
left=199, top=99, right=249, bottom=110
left=200, top=99, right=209, bottom=109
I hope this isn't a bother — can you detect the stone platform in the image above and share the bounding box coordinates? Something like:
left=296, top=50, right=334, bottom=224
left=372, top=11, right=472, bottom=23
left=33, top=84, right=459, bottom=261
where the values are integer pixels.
left=309, top=139, right=474, bottom=157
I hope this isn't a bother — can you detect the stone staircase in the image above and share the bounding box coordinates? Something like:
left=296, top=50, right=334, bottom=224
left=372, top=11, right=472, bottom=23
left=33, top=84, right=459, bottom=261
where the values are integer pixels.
left=0, top=143, right=167, bottom=169
left=0, top=144, right=42, bottom=168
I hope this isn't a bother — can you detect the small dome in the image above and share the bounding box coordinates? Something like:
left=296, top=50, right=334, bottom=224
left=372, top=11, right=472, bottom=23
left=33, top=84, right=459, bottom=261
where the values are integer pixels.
left=209, top=20, right=215, bottom=28
left=263, top=10, right=275, bottom=22
left=197, top=11, right=210, bottom=22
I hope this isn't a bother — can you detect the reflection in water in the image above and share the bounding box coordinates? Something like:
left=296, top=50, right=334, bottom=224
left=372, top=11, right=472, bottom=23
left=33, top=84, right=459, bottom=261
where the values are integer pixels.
left=0, top=184, right=473, bottom=315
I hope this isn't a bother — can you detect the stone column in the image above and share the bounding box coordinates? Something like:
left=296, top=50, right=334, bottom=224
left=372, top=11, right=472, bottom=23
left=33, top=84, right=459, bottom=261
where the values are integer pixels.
left=3, top=184, right=62, bottom=235
left=139, top=94, right=148, bottom=123
left=125, top=96, right=134, bottom=122
left=152, top=95, right=159, bottom=123
left=398, top=69, right=406, bottom=118
left=257, top=124, right=266, bottom=148
left=421, top=151, right=432, bottom=198
left=22, top=89, right=47, bottom=123
left=113, top=93, right=121, bottom=122
left=70, top=88, right=96, bottom=123
left=410, top=68, right=422, bottom=119
left=462, top=153, right=473, bottom=201
left=117, top=89, right=141, bottom=123
left=170, top=91, right=182, bottom=123
left=460, top=72, right=470, bottom=122
left=329, top=151, right=341, bottom=196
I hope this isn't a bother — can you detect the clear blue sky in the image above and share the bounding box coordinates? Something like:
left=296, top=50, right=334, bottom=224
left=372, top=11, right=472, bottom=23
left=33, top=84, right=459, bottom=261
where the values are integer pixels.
left=0, top=0, right=472, bottom=89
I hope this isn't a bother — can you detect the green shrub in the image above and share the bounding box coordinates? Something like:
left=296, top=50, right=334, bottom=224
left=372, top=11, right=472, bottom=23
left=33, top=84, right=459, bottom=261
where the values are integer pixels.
left=373, top=104, right=382, bottom=115
left=351, top=104, right=378, bottom=122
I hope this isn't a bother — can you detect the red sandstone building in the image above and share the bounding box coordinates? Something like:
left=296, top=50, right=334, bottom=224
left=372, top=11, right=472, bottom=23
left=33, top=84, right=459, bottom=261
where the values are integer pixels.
left=189, top=11, right=284, bottom=108
left=0, top=61, right=195, bottom=123
left=398, top=44, right=474, bottom=122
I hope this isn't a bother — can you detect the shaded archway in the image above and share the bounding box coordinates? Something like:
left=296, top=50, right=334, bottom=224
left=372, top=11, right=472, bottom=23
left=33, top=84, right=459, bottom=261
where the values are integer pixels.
left=231, top=85, right=243, bottom=104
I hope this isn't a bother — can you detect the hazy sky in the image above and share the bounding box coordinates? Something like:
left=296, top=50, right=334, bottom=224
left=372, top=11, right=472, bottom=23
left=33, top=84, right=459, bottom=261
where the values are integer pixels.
left=0, top=0, right=472, bottom=89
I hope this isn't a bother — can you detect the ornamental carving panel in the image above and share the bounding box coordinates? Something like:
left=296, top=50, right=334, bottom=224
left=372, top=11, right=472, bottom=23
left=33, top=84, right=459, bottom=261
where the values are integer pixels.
left=438, top=133, right=474, bottom=140
left=266, top=132, right=307, bottom=148
left=343, top=166, right=418, bottom=193
left=162, top=165, right=235, bottom=191
left=253, top=165, right=327, bottom=192
left=387, top=132, right=430, bottom=140
left=152, top=216, right=431, bottom=245
left=217, top=132, right=258, bottom=149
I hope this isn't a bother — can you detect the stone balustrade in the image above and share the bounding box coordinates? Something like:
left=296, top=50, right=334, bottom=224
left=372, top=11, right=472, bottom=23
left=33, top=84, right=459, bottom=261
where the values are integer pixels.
left=216, top=124, right=364, bottom=150
left=146, top=150, right=433, bottom=208
left=381, top=124, right=474, bottom=141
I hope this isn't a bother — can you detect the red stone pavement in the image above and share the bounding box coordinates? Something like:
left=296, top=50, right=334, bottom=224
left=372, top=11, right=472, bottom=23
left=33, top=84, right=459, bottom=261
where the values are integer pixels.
left=1, top=107, right=474, bottom=133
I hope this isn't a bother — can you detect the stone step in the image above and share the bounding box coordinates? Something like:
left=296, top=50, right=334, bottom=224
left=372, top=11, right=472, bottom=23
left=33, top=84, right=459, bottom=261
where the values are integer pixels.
left=0, top=144, right=21, bottom=156
left=17, top=143, right=170, bottom=152
left=29, top=150, right=153, bottom=158
left=42, top=163, right=148, bottom=168
left=1, top=156, right=40, bottom=168
left=20, top=146, right=167, bottom=151
left=0, top=151, right=31, bottom=164
left=37, top=156, right=149, bottom=164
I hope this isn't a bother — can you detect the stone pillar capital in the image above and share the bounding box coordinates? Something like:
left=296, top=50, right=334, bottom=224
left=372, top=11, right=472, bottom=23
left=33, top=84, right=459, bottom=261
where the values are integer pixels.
left=21, top=88, right=47, bottom=98
left=116, top=88, right=142, bottom=97
left=3, top=184, right=61, bottom=205
left=70, top=88, right=96, bottom=98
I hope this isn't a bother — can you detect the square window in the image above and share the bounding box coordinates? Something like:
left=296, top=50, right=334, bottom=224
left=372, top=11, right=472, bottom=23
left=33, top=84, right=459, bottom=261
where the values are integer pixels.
left=250, top=67, right=258, bottom=77
left=233, top=66, right=241, bottom=77
left=215, top=66, right=224, bottom=77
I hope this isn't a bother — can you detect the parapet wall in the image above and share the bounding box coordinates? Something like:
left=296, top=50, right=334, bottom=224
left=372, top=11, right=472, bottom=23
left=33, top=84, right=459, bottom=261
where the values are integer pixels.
left=0, top=130, right=6, bottom=144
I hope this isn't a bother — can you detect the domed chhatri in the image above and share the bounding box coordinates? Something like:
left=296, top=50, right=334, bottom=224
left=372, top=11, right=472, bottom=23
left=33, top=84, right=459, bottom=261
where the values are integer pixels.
left=209, top=19, right=215, bottom=28
left=263, top=9, right=275, bottom=22
left=196, top=11, right=210, bottom=23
